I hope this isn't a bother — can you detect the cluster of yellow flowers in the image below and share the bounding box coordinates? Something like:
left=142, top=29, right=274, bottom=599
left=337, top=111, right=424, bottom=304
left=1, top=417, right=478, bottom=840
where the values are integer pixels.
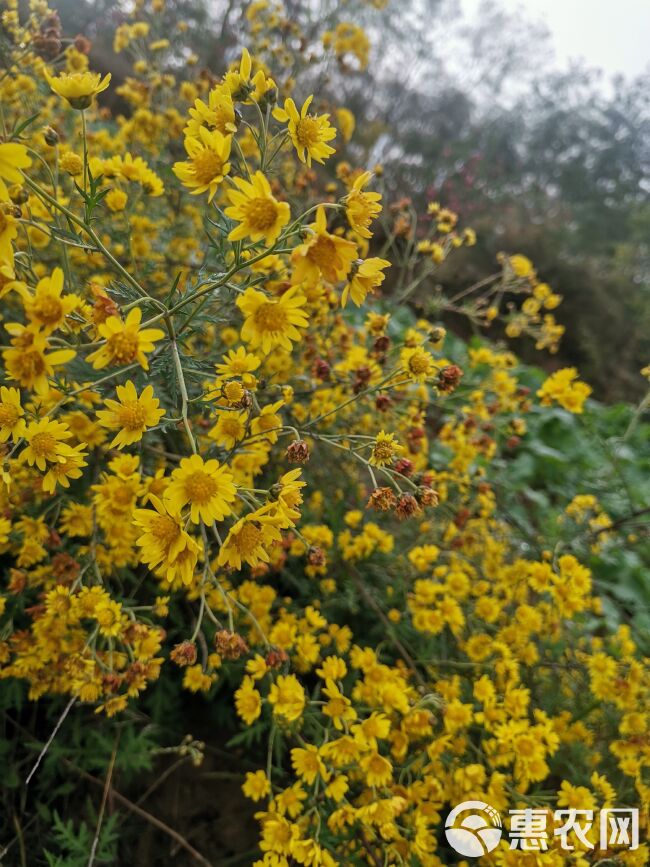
left=538, top=366, right=593, bottom=413
left=0, top=0, right=647, bottom=864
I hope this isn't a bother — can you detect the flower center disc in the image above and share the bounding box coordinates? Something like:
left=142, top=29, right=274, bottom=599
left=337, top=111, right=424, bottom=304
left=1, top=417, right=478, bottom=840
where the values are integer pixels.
left=245, top=197, right=279, bottom=231
left=118, top=401, right=147, bottom=430
left=184, top=471, right=218, bottom=504
left=193, top=150, right=224, bottom=184
left=254, top=300, right=288, bottom=333
left=296, top=116, right=320, bottom=146
left=108, top=332, right=140, bottom=364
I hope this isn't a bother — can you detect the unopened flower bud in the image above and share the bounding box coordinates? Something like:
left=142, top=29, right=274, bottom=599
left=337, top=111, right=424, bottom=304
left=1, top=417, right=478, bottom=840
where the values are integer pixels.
left=43, top=126, right=59, bottom=146
left=259, top=85, right=277, bottom=108
left=307, top=546, right=326, bottom=567
left=8, top=184, right=27, bottom=205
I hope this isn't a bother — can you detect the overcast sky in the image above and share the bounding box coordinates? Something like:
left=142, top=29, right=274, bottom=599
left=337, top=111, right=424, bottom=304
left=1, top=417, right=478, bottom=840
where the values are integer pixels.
left=461, top=0, right=650, bottom=79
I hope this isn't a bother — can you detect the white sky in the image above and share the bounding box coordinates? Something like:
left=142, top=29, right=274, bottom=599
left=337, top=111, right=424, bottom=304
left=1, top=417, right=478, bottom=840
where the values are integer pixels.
left=462, top=0, right=650, bottom=79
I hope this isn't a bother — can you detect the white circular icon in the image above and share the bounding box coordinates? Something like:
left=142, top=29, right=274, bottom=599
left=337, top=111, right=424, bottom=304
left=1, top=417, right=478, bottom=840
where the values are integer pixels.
left=445, top=800, right=503, bottom=857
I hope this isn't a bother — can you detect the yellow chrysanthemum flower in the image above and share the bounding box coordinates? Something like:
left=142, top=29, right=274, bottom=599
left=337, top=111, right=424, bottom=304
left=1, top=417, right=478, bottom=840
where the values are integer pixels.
left=225, top=171, right=291, bottom=245
left=369, top=430, right=403, bottom=467
left=273, top=96, right=337, bottom=166
left=222, top=48, right=275, bottom=105
left=87, top=308, right=165, bottom=371
left=59, top=151, right=83, bottom=176
left=250, top=399, right=284, bottom=444
left=336, top=107, right=355, bottom=143
left=400, top=346, right=437, bottom=382
left=101, top=153, right=164, bottom=196
left=359, top=751, right=392, bottom=787
left=291, top=744, right=328, bottom=785
left=223, top=47, right=253, bottom=98
left=20, top=418, right=74, bottom=471
left=291, top=205, right=357, bottom=287
left=237, top=285, right=309, bottom=353
left=0, top=386, right=26, bottom=442
left=209, top=408, right=249, bottom=450
left=172, top=127, right=232, bottom=201
left=133, top=495, right=200, bottom=585
left=268, top=673, right=306, bottom=723
left=0, top=142, right=32, bottom=201
left=94, top=597, right=124, bottom=637
left=270, top=469, right=306, bottom=529
left=342, top=257, right=390, bottom=307
left=105, top=189, right=128, bottom=212
left=44, top=69, right=111, bottom=109
left=23, top=267, right=78, bottom=334
left=235, top=675, right=262, bottom=725
left=2, top=324, right=75, bottom=393
left=217, top=504, right=283, bottom=570
left=96, top=381, right=165, bottom=449
left=42, top=442, right=88, bottom=494
left=214, top=346, right=261, bottom=389
left=345, top=171, right=382, bottom=239
left=184, top=82, right=237, bottom=138
left=0, top=207, right=18, bottom=265
left=164, top=453, right=236, bottom=525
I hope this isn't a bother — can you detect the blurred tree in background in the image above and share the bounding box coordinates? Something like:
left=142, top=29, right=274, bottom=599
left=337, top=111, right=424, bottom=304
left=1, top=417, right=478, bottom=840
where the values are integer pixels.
left=52, top=0, right=650, bottom=399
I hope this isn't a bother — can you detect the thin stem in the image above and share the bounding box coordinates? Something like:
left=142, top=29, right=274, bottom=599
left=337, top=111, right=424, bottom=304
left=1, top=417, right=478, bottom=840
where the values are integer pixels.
left=12, top=815, right=26, bottom=867
left=447, top=272, right=501, bottom=305
left=266, top=723, right=277, bottom=786
left=304, top=370, right=405, bottom=428
left=25, top=695, right=76, bottom=786
left=170, top=336, right=197, bottom=454
left=87, top=731, right=120, bottom=867
left=81, top=110, right=88, bottom=220
left=624, top=389, right=650, bottom=441
left=190, top=592, right=206, bottom=643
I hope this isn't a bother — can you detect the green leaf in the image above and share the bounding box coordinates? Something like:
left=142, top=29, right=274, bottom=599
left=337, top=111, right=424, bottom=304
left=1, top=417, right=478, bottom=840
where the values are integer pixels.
left=12, top=111, right=40, bottom=138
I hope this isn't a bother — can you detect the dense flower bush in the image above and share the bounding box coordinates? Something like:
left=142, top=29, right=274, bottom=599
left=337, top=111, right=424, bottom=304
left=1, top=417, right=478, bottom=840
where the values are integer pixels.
left=0, top=1, right=648, bottom=865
